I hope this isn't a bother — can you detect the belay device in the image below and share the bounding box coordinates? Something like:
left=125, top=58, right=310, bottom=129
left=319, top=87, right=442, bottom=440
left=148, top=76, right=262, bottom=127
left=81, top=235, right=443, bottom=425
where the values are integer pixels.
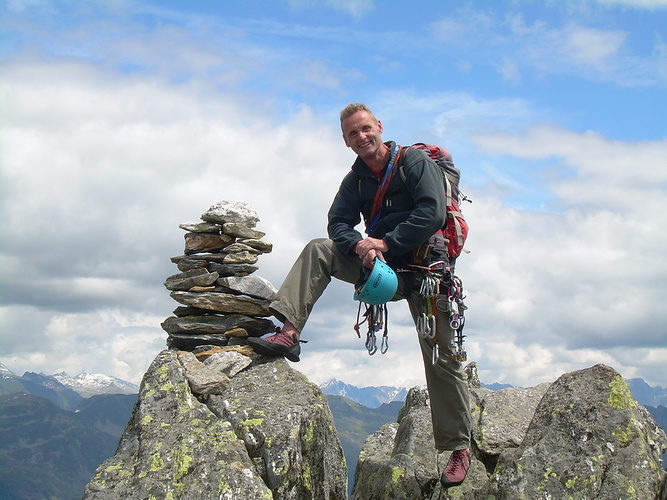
left=353, top=259, right=398, bottom=355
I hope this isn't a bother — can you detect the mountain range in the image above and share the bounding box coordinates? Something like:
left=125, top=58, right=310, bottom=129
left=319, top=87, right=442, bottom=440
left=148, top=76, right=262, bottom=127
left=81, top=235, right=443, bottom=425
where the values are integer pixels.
left=1, top=363, right=665, bottom=499
left=318, top=378, right=409, bottom=408
left=0, top=363, right=138, bottom=410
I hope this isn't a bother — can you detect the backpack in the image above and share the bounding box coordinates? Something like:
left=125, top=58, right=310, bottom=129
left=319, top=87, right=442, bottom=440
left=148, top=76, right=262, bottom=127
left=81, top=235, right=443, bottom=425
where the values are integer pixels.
left=399, top=143, right=469, bottom=259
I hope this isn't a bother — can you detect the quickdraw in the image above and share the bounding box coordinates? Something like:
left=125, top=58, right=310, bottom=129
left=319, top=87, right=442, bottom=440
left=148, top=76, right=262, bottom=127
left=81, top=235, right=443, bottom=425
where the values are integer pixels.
left=354, top=302, right=389, bottom=355
left=411, top=261, right=468, bottom=364
left=417, top=275, right=439, bottom=340
left=441, top=271, right=468, bottom=362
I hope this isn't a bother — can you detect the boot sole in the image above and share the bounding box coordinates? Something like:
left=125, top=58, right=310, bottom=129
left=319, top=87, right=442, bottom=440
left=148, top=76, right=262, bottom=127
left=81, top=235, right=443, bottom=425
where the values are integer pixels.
left=247, top=337, right=301, bottom=362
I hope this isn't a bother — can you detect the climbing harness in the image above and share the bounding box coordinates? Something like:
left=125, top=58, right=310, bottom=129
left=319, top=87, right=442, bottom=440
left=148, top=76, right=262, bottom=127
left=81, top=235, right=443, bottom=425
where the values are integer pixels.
left=354, top=302, right=389, bottom=355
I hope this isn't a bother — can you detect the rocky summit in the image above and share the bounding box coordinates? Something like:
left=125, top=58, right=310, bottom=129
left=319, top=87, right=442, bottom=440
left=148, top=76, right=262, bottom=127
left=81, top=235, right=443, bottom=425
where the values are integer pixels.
left=83, top=200, right=667, bottom=499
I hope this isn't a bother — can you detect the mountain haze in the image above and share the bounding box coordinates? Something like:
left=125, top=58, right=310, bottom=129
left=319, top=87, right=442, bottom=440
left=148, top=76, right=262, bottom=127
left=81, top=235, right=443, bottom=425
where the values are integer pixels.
left=0, top=392, right=136, bottom=500
left=326, top=395, right=404, bottom=494
left=0, top=364, right=138, bottom=500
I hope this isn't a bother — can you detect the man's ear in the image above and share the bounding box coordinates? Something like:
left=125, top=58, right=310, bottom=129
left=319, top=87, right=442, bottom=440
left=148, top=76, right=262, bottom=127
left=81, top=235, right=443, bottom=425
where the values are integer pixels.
left=377, top=120, right=384, bottom=134
left=342, top=133, right=351, bottom=148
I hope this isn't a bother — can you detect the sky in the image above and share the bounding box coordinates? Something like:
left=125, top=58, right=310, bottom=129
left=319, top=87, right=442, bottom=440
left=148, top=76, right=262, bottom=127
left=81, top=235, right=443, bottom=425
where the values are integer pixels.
left=1, top=0, right=666, bottom=391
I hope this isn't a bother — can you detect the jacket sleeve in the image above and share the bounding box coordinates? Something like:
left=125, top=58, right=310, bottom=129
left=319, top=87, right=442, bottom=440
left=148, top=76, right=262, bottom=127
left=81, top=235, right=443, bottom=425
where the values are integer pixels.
left=382, top=149, right=447, bottom=256
left=327, top=170, right=364, bottom=255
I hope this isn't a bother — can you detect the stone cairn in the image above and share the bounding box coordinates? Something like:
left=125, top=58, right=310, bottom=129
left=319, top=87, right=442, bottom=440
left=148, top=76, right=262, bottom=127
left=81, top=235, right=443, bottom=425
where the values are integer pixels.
left=160, top=201, right=278, bottom=393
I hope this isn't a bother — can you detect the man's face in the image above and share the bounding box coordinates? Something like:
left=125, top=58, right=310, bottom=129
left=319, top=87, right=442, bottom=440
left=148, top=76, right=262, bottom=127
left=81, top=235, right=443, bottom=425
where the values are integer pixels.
left=341, top=110, right=384, bottom=159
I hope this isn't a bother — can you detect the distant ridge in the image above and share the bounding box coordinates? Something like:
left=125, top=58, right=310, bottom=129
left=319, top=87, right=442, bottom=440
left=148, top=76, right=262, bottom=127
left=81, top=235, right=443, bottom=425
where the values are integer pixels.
left=52, top=371, right=139, bottom=398
left=0, top=363, right=139, bottom=400
left=319, top=378, right=408, bottom=408
left=0, top=364, right=83, bottom=410
left=627, top=378, right=667, bottom=407
left=318, top=378, right=515, bottom=408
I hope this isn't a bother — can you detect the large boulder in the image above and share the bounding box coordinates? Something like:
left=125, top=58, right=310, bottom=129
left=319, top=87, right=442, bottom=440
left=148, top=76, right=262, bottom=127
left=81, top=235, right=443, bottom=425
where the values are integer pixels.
left=488, top=364, right=666, bottom=499
left=207, top=359, right=347, bottom=499
left=471, top=381, right=551, bottom=458
left=83, top=349, right=347, bottom=500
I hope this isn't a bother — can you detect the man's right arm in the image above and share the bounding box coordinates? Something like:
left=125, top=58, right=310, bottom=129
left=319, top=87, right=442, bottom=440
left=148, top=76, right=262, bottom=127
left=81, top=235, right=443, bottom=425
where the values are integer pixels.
left=327, top=171, right=364, bottom=255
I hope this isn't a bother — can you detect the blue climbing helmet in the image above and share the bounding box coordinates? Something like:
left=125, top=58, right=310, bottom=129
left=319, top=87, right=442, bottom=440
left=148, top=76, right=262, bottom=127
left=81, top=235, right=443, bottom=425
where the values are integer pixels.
left=354, top=259, right=398, bottom=305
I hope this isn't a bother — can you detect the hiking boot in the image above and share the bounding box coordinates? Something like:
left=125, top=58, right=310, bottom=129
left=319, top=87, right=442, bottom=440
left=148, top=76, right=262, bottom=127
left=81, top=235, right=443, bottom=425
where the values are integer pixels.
left=247, top=328, right=302, bottom=362
left=440, top=448, right=470, bottom=487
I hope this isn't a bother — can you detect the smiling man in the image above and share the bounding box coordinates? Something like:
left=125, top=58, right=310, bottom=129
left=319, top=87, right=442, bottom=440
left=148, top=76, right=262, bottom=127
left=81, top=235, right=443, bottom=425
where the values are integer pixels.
left=249, top=102, right=473, bottom=487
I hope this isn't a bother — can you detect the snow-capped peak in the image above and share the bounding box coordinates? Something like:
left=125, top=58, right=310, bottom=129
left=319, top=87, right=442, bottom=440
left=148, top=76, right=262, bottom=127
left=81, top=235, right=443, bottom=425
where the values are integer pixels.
left=0, top=362, right=15, bottom=379
left=52, top=372, right=139, bottom=397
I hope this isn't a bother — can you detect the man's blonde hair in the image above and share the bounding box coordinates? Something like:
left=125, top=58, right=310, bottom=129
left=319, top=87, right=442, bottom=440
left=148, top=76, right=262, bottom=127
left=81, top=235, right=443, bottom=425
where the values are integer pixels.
left=339, top=103, right=377, bottom=125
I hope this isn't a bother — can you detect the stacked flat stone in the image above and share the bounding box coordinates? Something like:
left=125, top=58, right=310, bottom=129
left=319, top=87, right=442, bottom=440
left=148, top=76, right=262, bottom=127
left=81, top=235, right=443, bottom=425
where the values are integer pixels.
left=161, top=201, right=277, bottom=351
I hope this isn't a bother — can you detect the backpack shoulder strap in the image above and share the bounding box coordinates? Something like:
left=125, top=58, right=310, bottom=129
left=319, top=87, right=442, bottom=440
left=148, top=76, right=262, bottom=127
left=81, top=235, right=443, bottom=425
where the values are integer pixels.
left=399, top=146, right=455, bottom=207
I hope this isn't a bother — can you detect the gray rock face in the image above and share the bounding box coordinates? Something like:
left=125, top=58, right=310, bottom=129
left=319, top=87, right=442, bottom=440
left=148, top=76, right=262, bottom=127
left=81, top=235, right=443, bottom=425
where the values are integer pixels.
left=170, top=291, right=271, bottom=317
left=489, top=364, right=666, bottom=499
left=218, top=275, right=277, bottom=301
left=207, top=358, right=348, bottom=499
left=351, top=388, right=488, bottom=499
left=161, top=314, right=274, bottom=337
left=83, top=350, right=348, bottom=500
left=352, top=363, right=667, bottom=499
left=82, top=350, right=274, bottom=499
left=472, top=382, right=551, bottom=456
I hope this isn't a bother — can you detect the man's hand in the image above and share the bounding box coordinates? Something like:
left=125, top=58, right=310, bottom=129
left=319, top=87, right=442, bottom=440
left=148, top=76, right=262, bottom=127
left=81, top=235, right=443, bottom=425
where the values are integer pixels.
left=355, top=237, right=388, bottom=268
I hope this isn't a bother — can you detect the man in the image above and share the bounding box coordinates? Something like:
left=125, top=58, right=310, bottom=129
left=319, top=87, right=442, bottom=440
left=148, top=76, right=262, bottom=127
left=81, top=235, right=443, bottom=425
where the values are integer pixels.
left=248, top=103, right=472, bottom=487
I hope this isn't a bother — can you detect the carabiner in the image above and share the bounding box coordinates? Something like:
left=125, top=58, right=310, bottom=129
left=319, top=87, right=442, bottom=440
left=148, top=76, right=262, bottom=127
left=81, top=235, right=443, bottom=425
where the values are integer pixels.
left=380, top=333, right=389, bottom=354
left=366, top=332, right=377, bottom=355
left=428, top=315, right=437, bottom=340
left=417, top=313, right=429, bottom=338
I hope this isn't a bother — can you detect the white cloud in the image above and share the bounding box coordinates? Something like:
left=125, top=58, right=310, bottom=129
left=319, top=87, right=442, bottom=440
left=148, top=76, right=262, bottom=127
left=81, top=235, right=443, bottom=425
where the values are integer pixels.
left=286, top=0, right=375, bottom=20
left=507, top=15, right=628, bottom=75
left=428, top=8, right=664, bottom=86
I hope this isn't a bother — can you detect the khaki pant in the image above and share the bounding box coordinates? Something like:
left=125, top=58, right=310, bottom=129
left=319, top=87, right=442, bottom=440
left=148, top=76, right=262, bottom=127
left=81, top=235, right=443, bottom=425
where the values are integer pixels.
left=270, top=238, right=471, bottom=451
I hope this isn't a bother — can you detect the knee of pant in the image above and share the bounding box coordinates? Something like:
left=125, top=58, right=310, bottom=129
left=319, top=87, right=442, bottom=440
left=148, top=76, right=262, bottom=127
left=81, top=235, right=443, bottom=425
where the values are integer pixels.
left=303, top=238, right=335, bottom=257
left=305, top=237, right=330, bottom=249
